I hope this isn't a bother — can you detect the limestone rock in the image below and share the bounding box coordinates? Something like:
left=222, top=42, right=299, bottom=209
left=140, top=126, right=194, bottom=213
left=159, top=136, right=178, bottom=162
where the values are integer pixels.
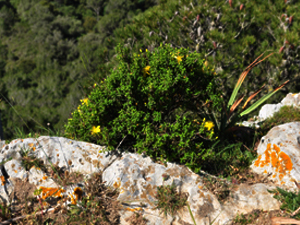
left=0, top=136, right=282, bottom=224
left=251, top=122, right=300, bottom=191
left=258, top=103, right=283, bottom=121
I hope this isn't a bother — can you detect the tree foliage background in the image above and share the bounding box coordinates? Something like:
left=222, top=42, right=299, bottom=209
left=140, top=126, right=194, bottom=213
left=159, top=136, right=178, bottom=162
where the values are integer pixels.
left=0, top=0, right=157, bottom=139
left=0, top=0, right=299, bottom=140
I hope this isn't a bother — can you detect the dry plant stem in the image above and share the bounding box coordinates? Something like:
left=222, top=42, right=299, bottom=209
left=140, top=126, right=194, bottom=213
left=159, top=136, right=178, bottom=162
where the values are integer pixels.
left=271, top=216, right=300, bottom=225
left=0, top=207, right=56, bottom=225
left=38, top=196, right=44, bottom=217
left=102, top=135, right=127, bottom=174
left=291, top=205, right=300, bottom=217
left=199, top=170, right=231, bottom=185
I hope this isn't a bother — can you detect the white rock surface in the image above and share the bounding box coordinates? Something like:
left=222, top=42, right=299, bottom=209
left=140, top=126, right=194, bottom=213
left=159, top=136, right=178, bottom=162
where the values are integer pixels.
left=0, top=136, right=282, bottom=224
left=251, top=122, right=300, bottom=191
left=258, top=103, right=283, bottom=121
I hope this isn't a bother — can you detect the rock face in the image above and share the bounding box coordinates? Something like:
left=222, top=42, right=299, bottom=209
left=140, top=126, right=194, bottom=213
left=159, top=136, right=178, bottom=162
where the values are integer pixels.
left=0, top=136, right=281, bottom=225
left=250, top=122, right=300, bottom=192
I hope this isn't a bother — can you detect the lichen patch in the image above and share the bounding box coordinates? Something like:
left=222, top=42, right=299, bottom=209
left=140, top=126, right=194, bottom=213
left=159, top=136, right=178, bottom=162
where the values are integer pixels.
left=254, top=143, right=293, bottom=182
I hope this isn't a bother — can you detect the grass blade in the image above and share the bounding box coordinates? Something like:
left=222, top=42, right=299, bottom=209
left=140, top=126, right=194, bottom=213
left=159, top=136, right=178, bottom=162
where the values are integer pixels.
left=240, top=80, right=289, bottom=117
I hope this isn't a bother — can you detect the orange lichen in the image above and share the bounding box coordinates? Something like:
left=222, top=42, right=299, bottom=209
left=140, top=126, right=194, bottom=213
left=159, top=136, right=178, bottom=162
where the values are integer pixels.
left=254, top=155, right=262, bottom=167
left=278, top=164, right=284, bottom=174
left=42, top=176, right=48, bottom=180
left=254, top=143, right=293, bottom=182
left=271, top=152, right=278, bottom=168
left=279, top=151, right=293, bottom=171
left=264, top=149, right=271, bottom=165
left=274, top=144, right=281, bottom=154
left=39, top=187, right=65, bottom=199
left=113, top=180, right=121, bottom=189
left=28, top=143, right=34, bottom=148
left=125, top=207, right=143, bottom=212
left=264, top=170, right=267, bottom=174
left=0, top=176, right=6, bottom=185
left=279, top=174, right=284, bottom=181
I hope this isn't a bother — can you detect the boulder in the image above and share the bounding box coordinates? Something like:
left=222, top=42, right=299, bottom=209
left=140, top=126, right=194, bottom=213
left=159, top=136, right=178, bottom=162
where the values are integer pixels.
left=250, top=122, right=300, bottom=192
left=0, top=136, right=282, bottom=224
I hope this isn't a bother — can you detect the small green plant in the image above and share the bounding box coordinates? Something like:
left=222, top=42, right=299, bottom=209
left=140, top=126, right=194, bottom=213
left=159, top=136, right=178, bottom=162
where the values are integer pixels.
left=233, top=212, right=257, bottom=224
left=0, top=202, right=12, bottom=221
left=65, top=44, right=223, bottom=172
left=154, top=183, right=188, bottom=217
left=19, top=146, right=46, bottom=172
left=269, top=187, right=300, bottom=219
left=204, top=52, right=289, bottom=141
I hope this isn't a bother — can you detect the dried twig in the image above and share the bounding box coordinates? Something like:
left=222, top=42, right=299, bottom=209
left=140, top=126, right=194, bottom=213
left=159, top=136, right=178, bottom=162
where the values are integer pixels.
left=0, top=207, right=57, bottom=225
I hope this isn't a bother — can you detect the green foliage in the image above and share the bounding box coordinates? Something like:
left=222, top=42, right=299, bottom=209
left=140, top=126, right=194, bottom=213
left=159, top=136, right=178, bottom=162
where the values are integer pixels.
left=65, top=44, right=223, bottom=171
left=3, top=0, right=300, bottom=143
left=0, top=0, right=157, bottom=140
left=201, top=141, right=257, bottom=177
left=204, top=53, right=288, bottom=141
left=269, top=187, right=300, bottom=218
left=154, top=183, right=187, bottom=217
left=112, top=0, right=298, bottom=111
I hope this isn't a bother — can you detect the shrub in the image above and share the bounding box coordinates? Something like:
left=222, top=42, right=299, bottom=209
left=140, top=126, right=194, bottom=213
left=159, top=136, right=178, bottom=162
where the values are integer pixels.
left=65, top=44, right=223, bottom=172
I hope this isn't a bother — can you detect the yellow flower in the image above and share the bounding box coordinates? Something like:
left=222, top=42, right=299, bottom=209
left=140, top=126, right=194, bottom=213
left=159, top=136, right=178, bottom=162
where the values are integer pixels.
left=143, top=66, right=150, bottom=76
left=204, top=61, right=208, bottom=67
left=91, top=126, right=101, bottom=135
left=80, top=98, right=89, bottom=105
left=204, top=121, right=214, bottom=131
left=175, top=55, right=183, bottom=63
